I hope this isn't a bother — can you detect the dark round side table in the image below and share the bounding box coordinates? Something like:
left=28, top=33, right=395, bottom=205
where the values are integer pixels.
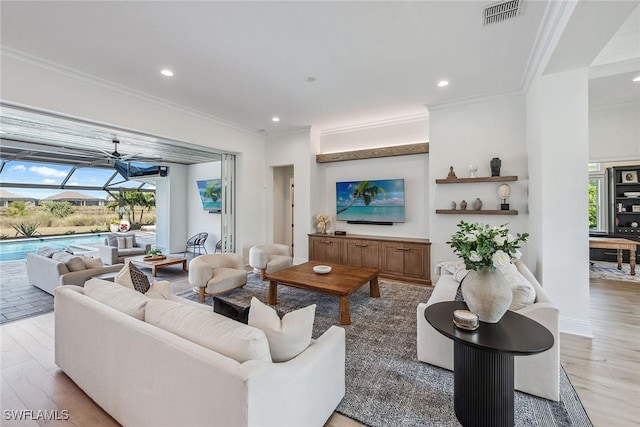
left=424, top=301, right=554, bottom=427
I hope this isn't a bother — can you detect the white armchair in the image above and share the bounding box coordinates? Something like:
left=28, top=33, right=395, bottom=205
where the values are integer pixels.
left=416, top=260, right=560, bottom=401
left=188, top=253, right=247, bottom=302
left=249, top=244, right=293, bottom=281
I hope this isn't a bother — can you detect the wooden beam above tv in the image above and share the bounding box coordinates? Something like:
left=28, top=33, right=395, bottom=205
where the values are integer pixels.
left=315, top=142, right=429, bottom=163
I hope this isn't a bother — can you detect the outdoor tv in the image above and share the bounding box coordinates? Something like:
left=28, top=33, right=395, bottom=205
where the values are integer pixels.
left=196, top=179, right=222, bottom=213
left=336, top=178, right=405, bottom=224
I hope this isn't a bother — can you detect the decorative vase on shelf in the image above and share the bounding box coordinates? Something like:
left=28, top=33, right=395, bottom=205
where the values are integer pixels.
left=461, top=269, right=512, bottom=323
left=317, top=223, right=326, bottom=234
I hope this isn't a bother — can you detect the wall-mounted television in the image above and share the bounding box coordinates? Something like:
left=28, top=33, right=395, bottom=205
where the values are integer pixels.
left=336, top=178, right=405, bottom=224
left=196, top=179, right=222, bottom=213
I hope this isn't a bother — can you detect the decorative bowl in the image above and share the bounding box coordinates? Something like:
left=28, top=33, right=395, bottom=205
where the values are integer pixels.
left=313, top=265, right=332, bottom=274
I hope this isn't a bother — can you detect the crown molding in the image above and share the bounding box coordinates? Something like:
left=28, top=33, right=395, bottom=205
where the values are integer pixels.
left=320, top=112, right=428, bottom=136
left=265, top=125, right=313, bottom=138
left=520, top=0, right=574, bottom=93
left=426, top=90, right=523, bottom=112
left=1, top=47, right=262, bottom=137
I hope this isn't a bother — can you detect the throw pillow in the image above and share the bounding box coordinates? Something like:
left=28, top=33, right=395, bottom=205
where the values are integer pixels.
left=106, top=234, right=118, bottom=247
left=125, top=236, right=134, bottom=248
left=497, top=262, right=536, bottom=310
left=52, top=251, right=85, bottom=272
left=454, top=283, right=465, bottom=302
left=82, top=256, right=104, bottom=269
left=213, top=297, right=250, bottom=324
left=117, top=237, right=127, bottom=249
left=248, top=297, right=316, bottom=362
left=36, top=247, right=58, bottom=258
left=115, top=262, right=151, bottom=293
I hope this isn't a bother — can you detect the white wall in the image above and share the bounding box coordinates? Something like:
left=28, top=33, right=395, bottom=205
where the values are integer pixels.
left=1, top=52, right=266, bottom=256
left=589, top=102, right=640, bottom=161
left=187, top=161, right=222, bottom=253
left=265, top=119, right=429, bottom=262
left=320, top=155, right=428, bottom=238
left=265, top=128, right=314, bottom=263
left=429, top=94, right=529, bottom=267
left=527, top=69, right=592, bottom=337
left=154, top=164, right=188, bottom=254
left=317, top=117, right=429, bottom=239
left=321, top=115, right=428, bottom=152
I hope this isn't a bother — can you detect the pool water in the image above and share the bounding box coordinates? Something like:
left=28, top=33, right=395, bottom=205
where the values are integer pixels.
left=0, top=234, right=107, bottom=261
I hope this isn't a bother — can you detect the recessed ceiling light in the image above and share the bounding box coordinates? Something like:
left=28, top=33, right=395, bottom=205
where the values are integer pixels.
left=633, top=75, right=640, bottom=83
left=272, top=117, right=280, bottom=122
left=160, top=69, right=174, bottom=77
left=437, top=80, right=449, bottom=87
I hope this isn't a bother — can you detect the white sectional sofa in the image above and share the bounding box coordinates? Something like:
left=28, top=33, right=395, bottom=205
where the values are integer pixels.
left=54, top=279, right=346, bottom=427
left=416, top=261, right=560, bottom=401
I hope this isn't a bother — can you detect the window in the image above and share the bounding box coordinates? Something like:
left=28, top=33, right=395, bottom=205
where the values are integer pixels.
left=589, top=164, right=606, bottom=231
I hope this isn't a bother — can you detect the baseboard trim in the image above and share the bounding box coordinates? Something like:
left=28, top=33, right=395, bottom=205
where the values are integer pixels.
left=559, top=317, right=594, bottom=338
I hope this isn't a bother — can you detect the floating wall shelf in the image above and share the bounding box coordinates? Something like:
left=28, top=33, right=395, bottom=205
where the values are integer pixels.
left=435, top=176, right=518, bottom=184
left=435, top=209, right=518, bottom=215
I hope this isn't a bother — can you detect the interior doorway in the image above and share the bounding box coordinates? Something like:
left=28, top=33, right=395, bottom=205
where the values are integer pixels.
left=273, top=165, right=294, bottom=256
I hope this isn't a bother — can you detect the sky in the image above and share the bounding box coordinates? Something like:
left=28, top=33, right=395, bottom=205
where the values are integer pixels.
left=0, top=160, right=153, bottom=200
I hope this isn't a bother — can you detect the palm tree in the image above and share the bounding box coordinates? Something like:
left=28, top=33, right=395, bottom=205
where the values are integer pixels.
left=204, top=181, right=222, bottom=203
left=337, top=181, right=386, bottom=215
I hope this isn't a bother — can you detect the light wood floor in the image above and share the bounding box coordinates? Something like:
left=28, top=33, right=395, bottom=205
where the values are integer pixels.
left=1, top=278, right=638, bottom=427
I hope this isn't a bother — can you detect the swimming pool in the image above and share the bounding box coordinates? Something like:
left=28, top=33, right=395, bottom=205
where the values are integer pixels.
left=0, top=234, right=107, bottom=261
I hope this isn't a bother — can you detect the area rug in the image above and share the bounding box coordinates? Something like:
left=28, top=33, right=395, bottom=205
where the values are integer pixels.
left=177, top=273, right=592, bottom=427
left=589, top=260, right=640, bottom=283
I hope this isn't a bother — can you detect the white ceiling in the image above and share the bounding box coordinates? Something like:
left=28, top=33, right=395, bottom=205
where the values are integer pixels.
left=0, top=0, right=638, bottom=141
left=1, top=1, right=551, bottom=132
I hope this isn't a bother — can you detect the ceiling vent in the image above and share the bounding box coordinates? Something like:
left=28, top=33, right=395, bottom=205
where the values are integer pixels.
left=483, top=0, right=524, bottom=25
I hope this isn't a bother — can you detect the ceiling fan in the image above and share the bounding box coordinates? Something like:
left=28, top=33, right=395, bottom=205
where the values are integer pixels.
left=92, top=138, right=162, bottom=166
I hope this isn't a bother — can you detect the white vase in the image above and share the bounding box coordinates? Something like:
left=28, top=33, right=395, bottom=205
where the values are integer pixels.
left=109, top=224, right=119, bottom=233
left=461, top=269, right=512, bottom=323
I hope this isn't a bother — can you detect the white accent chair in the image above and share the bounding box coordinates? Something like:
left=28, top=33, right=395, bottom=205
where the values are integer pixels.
left=188, top=253, right=248, bottom=302
left=416, top=260, right=560, bottom=401
left=249, top=244, right=293, bottom=281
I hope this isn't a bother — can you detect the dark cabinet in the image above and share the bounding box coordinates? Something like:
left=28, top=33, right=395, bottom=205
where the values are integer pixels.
left=608, top=166, right=640, bottom=239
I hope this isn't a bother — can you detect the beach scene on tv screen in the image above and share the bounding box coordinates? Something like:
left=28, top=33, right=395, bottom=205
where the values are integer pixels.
left=336, top=179, right=405, bottom=222
left=197, top=179, right=222, bottom=211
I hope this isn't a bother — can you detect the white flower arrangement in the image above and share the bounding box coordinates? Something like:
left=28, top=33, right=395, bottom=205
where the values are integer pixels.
left=447, top=221, right=528, bottom=271
left=314, top=214, right=331, bottom=233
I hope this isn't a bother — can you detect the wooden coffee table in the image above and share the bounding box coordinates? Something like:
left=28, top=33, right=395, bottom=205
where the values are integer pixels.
left=128, top=255, right=188, bottom=277
left=264, top=261, right=380, bottom=325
